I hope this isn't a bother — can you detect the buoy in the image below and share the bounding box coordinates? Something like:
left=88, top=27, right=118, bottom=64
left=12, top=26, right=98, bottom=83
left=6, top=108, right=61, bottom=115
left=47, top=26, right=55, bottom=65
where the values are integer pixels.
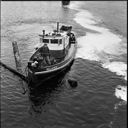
left=68, top=79, right=78, bottom=88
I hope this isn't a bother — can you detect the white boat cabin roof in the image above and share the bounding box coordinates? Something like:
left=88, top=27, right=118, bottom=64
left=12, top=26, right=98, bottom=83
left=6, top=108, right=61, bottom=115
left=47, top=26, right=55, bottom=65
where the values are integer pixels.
left=38, top=31, right=69, bottom=51
left=35, top=24, right=73, bottom=51
left=41, top=31, right=68, bottom=38
left=42, top=35, right=64, bottom=40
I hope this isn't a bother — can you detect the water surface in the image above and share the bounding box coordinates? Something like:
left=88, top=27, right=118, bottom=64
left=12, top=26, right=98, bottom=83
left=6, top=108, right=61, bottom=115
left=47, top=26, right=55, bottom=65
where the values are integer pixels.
left=1, top=1, right=127, bottom=128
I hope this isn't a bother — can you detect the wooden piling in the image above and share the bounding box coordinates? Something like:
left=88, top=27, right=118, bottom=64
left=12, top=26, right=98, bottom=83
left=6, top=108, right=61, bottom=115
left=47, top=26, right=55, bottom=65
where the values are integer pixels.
left=12, top=41, right=23, bottom=72
left=12, top=41, right=27, bottom=94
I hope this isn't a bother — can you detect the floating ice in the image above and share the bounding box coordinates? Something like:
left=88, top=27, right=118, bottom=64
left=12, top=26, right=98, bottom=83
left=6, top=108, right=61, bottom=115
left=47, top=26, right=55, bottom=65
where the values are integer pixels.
left=115, top=85, right=127, bottom=101
left=69, top=2, right=127, bottom=80
left=103, top=62, right=127, bottom=80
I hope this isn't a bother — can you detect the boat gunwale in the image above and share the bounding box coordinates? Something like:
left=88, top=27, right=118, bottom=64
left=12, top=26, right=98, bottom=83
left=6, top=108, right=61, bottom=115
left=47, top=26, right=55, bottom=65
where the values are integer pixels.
left=29, top=42, right=77, bottom=75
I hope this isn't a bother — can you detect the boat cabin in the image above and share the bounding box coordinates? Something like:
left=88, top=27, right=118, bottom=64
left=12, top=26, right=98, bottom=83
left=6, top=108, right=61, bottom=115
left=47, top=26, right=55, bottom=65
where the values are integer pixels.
left=37, top=25, right=73, bottom=59
left=28, top=24, right=76, bottom=72
left=40, top=32, right=69, bottom=50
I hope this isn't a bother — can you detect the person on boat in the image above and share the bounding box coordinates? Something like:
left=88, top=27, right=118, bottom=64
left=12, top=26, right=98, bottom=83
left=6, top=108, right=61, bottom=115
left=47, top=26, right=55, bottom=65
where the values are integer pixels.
left=68, top=32, right=76, bottom=47
left=30, top=57, right=39, bottom=70
left=40, top=43, right=51, bottom=65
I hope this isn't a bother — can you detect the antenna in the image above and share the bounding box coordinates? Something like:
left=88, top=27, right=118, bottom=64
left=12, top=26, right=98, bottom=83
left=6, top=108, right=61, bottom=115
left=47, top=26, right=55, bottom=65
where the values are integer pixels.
left=42, top=30, right=45, bottom=37
left=57, top=22, right=59, bottom=33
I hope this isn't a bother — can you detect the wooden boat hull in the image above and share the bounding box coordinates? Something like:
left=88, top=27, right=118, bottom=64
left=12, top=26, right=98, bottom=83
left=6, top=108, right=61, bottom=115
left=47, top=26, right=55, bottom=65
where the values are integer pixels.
left=28, top=59, right=74, bottom=88
left=28, top=43, right=77, bottom=87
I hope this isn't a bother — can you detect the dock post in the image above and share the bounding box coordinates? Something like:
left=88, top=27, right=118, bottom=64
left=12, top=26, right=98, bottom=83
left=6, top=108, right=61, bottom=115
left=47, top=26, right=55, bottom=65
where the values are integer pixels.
left=12, top=41, right=27, bottom=94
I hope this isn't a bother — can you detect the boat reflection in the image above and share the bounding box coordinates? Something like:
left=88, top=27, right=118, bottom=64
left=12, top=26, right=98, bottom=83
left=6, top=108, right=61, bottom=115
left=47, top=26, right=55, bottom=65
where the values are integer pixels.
left=28, top=66, right=71, bottom=115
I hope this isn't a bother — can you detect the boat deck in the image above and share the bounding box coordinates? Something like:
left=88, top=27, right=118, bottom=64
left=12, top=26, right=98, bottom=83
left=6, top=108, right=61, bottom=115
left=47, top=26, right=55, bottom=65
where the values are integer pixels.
left=29, top=44, right=75, bottom=73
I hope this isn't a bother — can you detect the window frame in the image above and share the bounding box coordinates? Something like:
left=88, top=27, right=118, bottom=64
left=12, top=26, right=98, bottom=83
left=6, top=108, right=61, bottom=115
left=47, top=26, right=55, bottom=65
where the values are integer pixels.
left=51, top=39, right=59, bottom=44
left=42, top=39, right=49, bottom=43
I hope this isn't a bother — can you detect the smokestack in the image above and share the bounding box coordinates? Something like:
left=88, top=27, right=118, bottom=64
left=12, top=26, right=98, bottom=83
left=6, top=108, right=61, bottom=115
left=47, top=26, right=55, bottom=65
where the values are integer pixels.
left=57, top=22, right=59, bottom=33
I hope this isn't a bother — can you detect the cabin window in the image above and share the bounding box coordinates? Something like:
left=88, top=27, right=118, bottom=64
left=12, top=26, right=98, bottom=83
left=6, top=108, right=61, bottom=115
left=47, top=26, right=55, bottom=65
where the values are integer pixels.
left=51, top=39, right=58, bottom=44
left=43, top=39, right=49, bottom=43
left=59, top=39, right=62, bottom=44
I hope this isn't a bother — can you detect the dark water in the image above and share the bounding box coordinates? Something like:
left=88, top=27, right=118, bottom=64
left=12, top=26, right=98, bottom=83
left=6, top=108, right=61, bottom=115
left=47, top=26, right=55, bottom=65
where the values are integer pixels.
left=1, top=1, right=127, bottom=128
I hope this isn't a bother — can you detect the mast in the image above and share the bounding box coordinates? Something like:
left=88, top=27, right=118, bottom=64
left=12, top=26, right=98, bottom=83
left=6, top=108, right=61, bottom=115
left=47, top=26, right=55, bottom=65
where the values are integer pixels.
left=57, top=22, right=59, bottom=33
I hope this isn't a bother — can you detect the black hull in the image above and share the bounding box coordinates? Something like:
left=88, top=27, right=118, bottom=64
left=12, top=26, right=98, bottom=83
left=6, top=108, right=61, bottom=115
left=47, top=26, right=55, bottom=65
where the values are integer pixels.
left=28, top=59, right=74, bottom=88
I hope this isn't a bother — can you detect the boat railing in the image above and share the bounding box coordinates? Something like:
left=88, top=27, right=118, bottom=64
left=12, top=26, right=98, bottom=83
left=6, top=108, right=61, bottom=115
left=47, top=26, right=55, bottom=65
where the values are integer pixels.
left=36, top=55, right=72, bottom=72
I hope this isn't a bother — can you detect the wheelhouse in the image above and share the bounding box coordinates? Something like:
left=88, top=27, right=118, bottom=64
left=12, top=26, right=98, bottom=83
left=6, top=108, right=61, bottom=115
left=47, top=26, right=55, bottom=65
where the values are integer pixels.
left=27, top=23, right=77, bottom=75
left=39, top=32, right=69, bottom=51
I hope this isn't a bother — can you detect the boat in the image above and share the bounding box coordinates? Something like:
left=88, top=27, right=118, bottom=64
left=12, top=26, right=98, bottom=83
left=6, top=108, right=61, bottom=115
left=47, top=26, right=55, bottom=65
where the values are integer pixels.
left=62, top=0, right=70, bottom=5
left=27, top=22, right=77, bottom=86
